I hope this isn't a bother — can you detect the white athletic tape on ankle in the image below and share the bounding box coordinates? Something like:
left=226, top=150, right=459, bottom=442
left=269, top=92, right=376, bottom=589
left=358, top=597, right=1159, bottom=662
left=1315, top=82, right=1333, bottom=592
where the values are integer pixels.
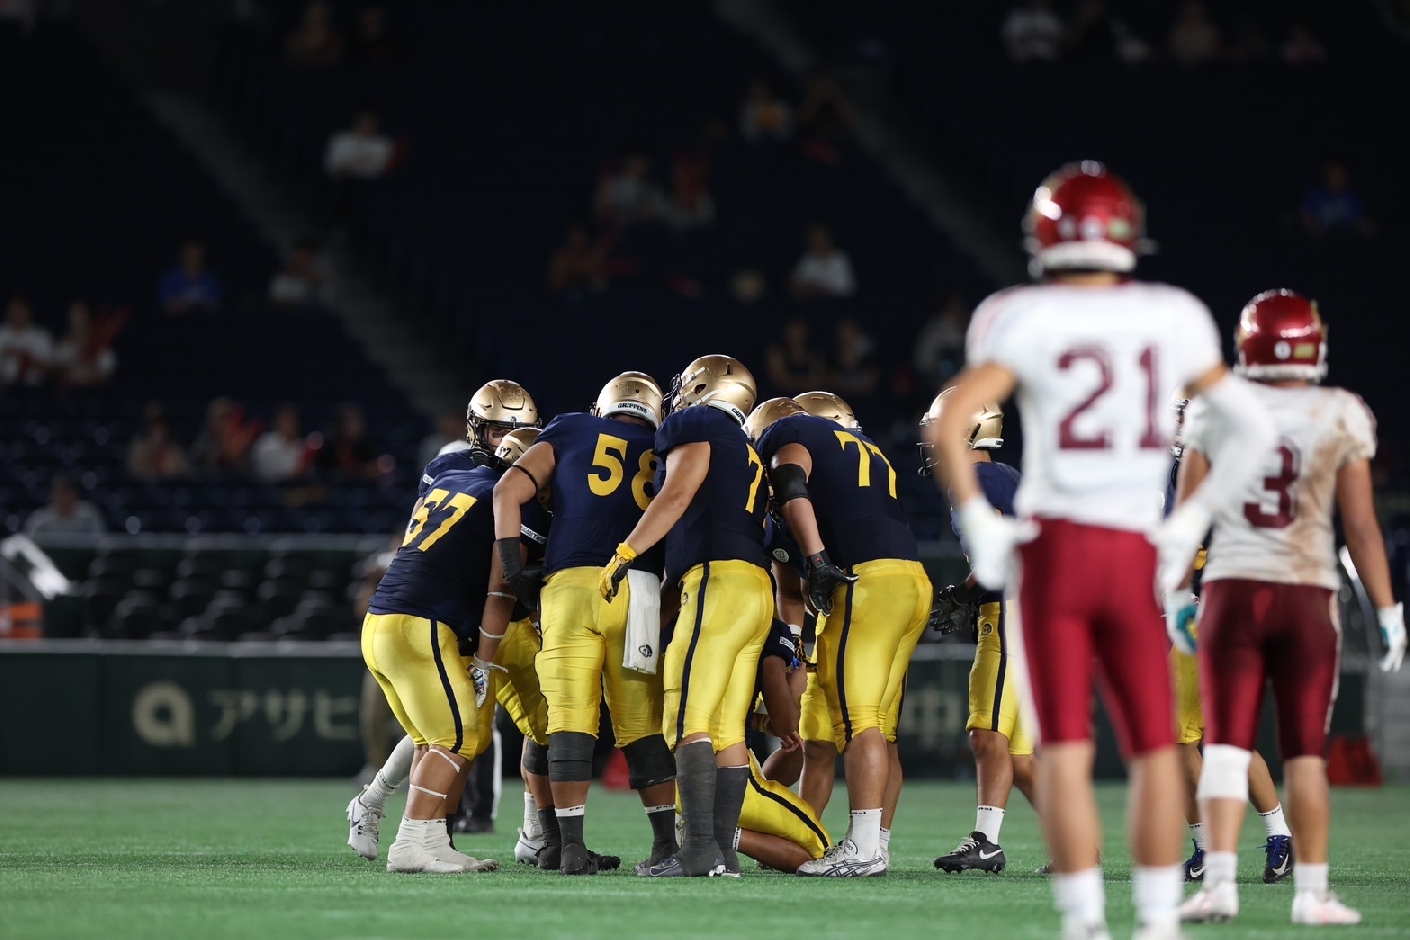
left=1198, top=744, right=1252, bottom=802
left=409, top=784, right=448, bottom=800
left=644, top=804, right=675, bottom=815
left=556, top=805, right=586, bottom=818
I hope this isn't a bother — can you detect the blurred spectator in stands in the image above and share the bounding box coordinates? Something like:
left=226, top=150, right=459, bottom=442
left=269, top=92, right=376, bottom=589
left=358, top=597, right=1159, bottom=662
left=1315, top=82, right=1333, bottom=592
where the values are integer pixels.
left=313, top=403, right=383, bottom=479
left=1282, top=20, right=1327, bottom=64
left=1301, top=160, right=1372, bottom=237
left=51, top=301, right=121, bottom=389
left=0, top=296, right=52, bottom=387
left=286, top=0, right=342, bottom=67
left=24, top=474, right=105, bottom=540
left=419, top=408, right=466, bottom=468
left=191, top=396, right=260, bottom=475
left=662, top=154, right=716, bottom=231
left=269, top=238, right=331, bottom=309
left=346, top=4, right=399, bottom=66
left=914, top=292, right=971, bottom=386
left=1002, top=0, right=1064, bottom=62
left=1227, top=15, right=1271, bottom=62
left=595, top=152, right=664, bottom=229
left=829, top=318, right=880, bottom=401
left=253, top=404, right=309, bottom=481
left=1168, top=0, right=1221, bottom=65
left=158, top=239, right=223, bottom=315
left=765, top=317, right=826, bottom=395
left=1064, top=0, right=1148, bottom=63
left=325, top=110, right=395, bottom=180
left=127, top=408, right=190, bottom=480
left=739, top=79, right=793, bottom=142
left=796, top=73, right=855, bottom=163
left=547, top=224, right=609, bottom=296
left=790, top=224, right=856, bottom=300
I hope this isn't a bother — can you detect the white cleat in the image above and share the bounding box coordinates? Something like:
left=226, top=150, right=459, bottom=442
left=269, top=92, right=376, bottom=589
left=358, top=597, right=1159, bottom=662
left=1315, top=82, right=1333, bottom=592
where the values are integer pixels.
left=795, top=839, right=887, bottom=878
left=1291, top=891, right=1362, bottom=926
left=514, top=828, right=547, bottom=866
left=386, top=839, right=473, bottom=874
left=346, top=789, right=384, bottom=861
left=1179, top=881, right=1239, bottom=923
left=878, top=844, right=890, bottom=873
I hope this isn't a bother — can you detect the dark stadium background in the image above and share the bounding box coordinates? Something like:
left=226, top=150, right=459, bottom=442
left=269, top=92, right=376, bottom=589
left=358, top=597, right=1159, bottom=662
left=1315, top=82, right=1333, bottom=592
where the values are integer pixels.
left=1, top=0, right=1406, bottom=784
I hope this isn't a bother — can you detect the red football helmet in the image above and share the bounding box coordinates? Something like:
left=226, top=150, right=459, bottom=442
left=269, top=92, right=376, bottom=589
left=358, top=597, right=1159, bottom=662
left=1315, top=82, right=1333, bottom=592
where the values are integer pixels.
left=1023, top=161, right=1149, bottom=275
left=1235, top=289, right=1328, bottom=381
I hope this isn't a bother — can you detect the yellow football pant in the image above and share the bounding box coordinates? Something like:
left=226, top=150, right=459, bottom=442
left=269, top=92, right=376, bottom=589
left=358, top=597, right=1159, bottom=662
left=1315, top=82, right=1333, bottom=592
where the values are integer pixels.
left=663, top=560, right=774, bottom=751
left=680, top=753, right=829, bottom=859
left=966, top=601, right=1034, bottom=755
left=1172, top=647, right=1205, bottom=746
left=799, top=668, right=833, bottom=744
left=539, top=566, right=664, bottom=746
left=818, top=559, right=930, bottom=751
left=494, top=617, right=548, bottom=746
left=362, top=612, right=481, bottom=756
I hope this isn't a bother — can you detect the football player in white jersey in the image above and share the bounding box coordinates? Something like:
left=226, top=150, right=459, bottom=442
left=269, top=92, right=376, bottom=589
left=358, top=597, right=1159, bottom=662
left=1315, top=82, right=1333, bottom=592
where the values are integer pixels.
left=1174, top=290, right=1405, bottom=927
left=930, top=162, right=1277, bottom=940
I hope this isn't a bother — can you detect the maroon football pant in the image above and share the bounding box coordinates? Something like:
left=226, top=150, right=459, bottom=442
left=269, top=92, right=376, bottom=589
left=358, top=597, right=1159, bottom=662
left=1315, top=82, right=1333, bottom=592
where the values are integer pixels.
left=1198, top=579, right=1339, bottom=759
left=1016, top=518, right=1174, bottom=757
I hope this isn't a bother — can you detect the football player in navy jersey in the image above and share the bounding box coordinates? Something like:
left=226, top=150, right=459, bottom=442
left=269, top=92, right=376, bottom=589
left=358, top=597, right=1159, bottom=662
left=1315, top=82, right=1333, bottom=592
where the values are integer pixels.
left=921, top=389, right=1041, bottom=875
left=599, top=355, right=774, bottom=878
left=492, top=372, right=679, bottom=876
left=755, top=392, right=931, bottom=877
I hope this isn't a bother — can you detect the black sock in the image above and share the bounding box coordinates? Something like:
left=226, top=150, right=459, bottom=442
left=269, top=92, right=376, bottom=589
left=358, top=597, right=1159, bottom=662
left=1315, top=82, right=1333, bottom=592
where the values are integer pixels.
left=557, top=811, right=585, bottom=849
left=713, top=766, right=749, bottom=872
left=647, top=806, right=677, bottom=848
left=537, top=808, right=562, bottom=846
left=675, top=741, right=717, bottom=853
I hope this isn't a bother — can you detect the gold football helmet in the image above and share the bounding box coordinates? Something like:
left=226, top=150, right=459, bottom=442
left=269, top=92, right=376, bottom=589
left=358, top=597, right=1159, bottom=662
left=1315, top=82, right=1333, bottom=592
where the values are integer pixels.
left=670, top=355, right=757, bottom=424
left=493, top=427, right=540, bottom=468
left=917, top=387, right=1004, bottom=474
left=794, top=390, right=860, bottom=430
left=592, top=371, right=665, bottom=428
left=745, top=397, right=806, bottom=443
left=467, top=379, right=540, bottom=455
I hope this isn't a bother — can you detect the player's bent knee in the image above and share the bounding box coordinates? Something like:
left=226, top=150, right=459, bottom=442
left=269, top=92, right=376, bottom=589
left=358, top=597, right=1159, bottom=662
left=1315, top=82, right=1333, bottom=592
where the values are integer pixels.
left=1197, top=744, right=1252, bottom=802
left=548, top=731, right=595, bottom=783
left=622, top=735, right=675, bottom=790
left=522, top=739, right=550, bottom=777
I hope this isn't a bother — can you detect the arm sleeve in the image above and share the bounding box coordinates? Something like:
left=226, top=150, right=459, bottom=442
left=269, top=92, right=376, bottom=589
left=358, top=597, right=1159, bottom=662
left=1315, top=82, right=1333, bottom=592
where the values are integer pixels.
left=1185, top=375, right=1276, bottom=517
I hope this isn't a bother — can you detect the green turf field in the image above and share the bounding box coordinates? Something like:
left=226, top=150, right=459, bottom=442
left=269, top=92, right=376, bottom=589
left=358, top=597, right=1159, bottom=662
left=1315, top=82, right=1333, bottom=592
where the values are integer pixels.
left=1, top=780, right=1406, bottom=938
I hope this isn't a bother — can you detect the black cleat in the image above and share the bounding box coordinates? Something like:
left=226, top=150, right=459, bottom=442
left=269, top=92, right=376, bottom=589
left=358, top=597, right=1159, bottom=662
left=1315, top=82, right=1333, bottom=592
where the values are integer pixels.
left=537, top=841, right=562, bottom=871
left=560, top=842, right=599, bottom=876
left=639, top=844, right=726, bottom=878
left=933, top=831, right=1006, bottom=874
left=1263, top=835, right=1294, bottom=884
left=634, top=840, right=680, bottom=876
left=590, top=849, right=621, bottom=872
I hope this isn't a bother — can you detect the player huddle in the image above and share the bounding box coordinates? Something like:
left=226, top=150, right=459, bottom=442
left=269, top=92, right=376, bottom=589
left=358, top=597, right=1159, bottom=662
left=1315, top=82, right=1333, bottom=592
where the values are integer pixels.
left=345, top=161, right=1406, bottom=937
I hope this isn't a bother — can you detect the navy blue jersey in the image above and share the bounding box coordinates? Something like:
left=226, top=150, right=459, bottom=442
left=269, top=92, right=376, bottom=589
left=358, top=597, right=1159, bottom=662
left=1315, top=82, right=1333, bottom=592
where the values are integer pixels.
left=537, top=412, right=663, bottom=576
left=947, top=460, right=1021, bottom=550
left=763, top=512, right=806, bottom=579
left=1164, top=456, right=1179, bottom=519
left=757, top=414, right=918, bottom=569
left=418, top=447, right=482, bottom=499
left=419, top=448, right=551, bottom=563
left=654, top=405, right=769, bottom=580
left=371, top=465, right=500, bottom=640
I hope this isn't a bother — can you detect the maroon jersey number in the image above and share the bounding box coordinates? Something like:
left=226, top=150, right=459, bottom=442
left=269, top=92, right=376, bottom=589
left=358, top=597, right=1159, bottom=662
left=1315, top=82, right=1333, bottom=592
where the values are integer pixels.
left=1056, top=345, right=1162, bottom=451
left=1243, top=442, right=1300, bottom=529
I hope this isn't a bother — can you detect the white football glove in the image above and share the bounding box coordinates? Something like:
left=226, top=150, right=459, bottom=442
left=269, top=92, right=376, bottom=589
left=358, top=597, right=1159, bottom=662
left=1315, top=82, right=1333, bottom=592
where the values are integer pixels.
left=1152, top=502, right=1212, bottom=597
left=957, top=497, right=1033, bottom=590
left=470, top=656, right=507, bottom=708
left=1378, top=603, right=1405, bottom=673
left=1165, top=588, right=1198, bottom=656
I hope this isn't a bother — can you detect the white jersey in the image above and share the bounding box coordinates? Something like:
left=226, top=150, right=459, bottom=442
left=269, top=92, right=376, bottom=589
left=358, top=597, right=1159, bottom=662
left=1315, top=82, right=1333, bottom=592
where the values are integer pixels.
left=967, top=281, right=1222, bottom=533
left=1184, top=384, right=1375, bottom=591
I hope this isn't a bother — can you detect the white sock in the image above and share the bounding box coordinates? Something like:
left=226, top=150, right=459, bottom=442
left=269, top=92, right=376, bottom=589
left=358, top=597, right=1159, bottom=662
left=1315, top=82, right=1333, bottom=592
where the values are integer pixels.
left=1133, top=865, right=1182, bottom=929
left=1259, top=804, right=1291, bottom=839
left=364, top=736, right=415, bottom=809
left=879, top=828, right=891, bottom=853
left=849, top=808, right=882, bottom=858
left=975, top=805, right=1005, bottom=843
left=1205, top=850, right=1237, bottom=887
left=1053, top=867, right=1105, bottom=928
left=1294, top=861, right=1329, bottom=896
left=1188, top=822, right=1205, bottom=850
left=397, top=815, right=444, bottom=846
left=522, top=790, right=542, bottom=839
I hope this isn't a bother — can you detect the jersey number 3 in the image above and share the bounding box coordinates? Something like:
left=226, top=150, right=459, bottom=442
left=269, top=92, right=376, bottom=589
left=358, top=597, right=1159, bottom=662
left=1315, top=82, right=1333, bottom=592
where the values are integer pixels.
left=1244, top=442, right=1300, bottom=529
left=1056, top=346, right=1163, bottom=451
left=404, top=488, right=476, bottom=552
left=588, top=433, right=656, bottom=510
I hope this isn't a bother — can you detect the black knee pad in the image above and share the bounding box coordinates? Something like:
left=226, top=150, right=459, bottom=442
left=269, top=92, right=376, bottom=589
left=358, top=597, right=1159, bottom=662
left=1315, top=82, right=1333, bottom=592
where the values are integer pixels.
left=548, top=731, right=595, bottom=783
left=622, top=735, right=676, bottom=790
left=522, top=739, right=550, bottom=777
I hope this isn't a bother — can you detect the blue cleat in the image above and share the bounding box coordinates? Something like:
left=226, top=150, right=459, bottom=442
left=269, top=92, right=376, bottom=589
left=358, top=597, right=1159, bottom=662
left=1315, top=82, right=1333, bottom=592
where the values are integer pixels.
left=1263, top=835, right=1294, bottom=884
left=1183, top=842, right=1206, bottom=882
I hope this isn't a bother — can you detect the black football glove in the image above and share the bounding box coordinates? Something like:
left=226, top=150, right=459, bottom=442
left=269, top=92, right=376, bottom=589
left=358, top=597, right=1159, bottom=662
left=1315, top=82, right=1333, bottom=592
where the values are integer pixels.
left=496, top=537, right=545, bottom=607
left=929, top=582, right=980, bottom=635
left=803, top=551, right=857, bottom=617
